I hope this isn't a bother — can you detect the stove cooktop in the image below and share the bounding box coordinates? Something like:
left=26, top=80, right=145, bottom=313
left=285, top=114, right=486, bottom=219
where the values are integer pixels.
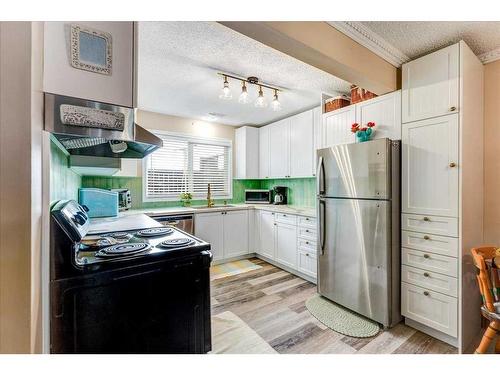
left=76, top=226, right=208, bottom=266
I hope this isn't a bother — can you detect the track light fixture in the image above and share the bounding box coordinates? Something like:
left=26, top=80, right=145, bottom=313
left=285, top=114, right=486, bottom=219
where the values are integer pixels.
left=217, top=73, right=282, bottom=111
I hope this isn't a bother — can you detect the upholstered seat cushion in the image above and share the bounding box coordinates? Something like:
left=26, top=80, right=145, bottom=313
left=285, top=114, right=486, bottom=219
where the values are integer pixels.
left=482, top=302, right=500, bottom=321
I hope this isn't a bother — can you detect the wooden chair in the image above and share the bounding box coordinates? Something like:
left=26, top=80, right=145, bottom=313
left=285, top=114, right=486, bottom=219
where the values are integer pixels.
left=471, top=246, right=500, bottom=354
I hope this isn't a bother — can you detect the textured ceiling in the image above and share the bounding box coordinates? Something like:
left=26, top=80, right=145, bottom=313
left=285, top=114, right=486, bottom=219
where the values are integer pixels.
left=361, top=21, right=500, bottom=60
left=137, top=22, right=351, bottom=127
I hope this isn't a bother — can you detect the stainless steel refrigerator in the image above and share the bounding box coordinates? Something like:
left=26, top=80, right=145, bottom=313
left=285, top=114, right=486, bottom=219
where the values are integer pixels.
left=316, top=138, right=401, bottom=328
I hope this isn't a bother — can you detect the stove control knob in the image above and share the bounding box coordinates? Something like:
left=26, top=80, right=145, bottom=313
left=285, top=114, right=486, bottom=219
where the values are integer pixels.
left=72, top=213, right=86, bottom=226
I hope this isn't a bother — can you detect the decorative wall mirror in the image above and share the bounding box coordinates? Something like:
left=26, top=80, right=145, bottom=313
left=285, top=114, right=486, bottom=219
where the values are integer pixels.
left=70, top=24, right=112, bottom=75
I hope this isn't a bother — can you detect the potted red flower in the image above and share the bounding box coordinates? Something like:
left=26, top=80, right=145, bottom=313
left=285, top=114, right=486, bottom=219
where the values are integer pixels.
left=351, top=122, right=376, bottom=142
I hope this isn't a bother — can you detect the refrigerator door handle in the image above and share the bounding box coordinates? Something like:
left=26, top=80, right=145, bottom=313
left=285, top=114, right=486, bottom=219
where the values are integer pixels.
left=317, top=156, right=325, bottom=196
left=319, top=198, right=326, bottom=255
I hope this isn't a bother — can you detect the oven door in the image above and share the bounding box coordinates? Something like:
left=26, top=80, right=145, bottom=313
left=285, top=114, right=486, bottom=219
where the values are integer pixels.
left=50, top=252, right=211, bottom=353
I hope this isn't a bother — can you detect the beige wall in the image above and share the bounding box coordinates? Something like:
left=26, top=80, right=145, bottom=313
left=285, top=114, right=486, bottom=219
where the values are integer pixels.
left=484, top=60, right=500, bottom=244
left=0, top=21, right=44, bottom=354
left=220, top=21, right=398, bottom=95
left=135, top=110, right=237, bottom=176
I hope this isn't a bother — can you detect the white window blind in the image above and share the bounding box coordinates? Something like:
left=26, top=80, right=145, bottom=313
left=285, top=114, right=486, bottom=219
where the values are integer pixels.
left=144, top=132, right=232, bottom=200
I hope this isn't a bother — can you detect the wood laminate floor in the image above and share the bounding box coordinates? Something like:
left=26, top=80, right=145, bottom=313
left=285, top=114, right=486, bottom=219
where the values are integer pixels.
left=211, top=258, right=458, bottom=354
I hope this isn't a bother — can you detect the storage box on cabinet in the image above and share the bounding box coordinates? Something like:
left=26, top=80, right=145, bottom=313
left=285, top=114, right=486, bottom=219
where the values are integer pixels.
left=401, top=282, right=458, bottom=337
left=402, top=248, right=458, bottom=278
left=402, top=231, right=458, bottom=258
left=402, top=265, right=458, bottom=297
left=402, top=214, right=458, bottom=237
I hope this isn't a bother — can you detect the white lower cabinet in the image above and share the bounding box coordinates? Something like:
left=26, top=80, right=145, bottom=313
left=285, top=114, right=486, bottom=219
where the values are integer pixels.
left=401, top=282, right=458, bottom=337
left=259, top=211, right=276, bottom=259
left=223, top=211, right=249, bottom=258
left=297, top=249, right=317, bottom=278
left=275, top=223, right=297, bottom=269
left=256, top=210, right=317, bottom=281
left=195, top=210, right=248, bottom=261
left=195, top=212, right=224, bottom=261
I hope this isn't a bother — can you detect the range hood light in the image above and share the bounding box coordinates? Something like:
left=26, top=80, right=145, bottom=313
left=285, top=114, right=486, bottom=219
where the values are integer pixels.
left=109, top=140, right=128, bottom=153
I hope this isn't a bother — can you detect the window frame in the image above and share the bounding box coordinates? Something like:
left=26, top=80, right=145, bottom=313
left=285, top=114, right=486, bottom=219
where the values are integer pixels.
left=142, top=130, right=233, bottom=202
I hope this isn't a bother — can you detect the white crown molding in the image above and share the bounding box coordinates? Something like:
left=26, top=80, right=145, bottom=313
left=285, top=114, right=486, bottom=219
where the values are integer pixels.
left=328, top=21, right=411, bottom=67
left=478, top=46, right=500, bottom=64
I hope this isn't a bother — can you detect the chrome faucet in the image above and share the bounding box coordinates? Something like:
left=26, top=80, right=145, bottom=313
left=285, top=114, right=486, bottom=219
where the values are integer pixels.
left=207, top=183, right=214, bottom=208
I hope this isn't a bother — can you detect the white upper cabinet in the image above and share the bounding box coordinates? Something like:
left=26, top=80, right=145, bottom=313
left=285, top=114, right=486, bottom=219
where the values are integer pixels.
left=259, top=126, right=271, bottom=179
left=402, top=114, right=459, bottom=217
left=289, top=110, right=314, bottom=178
left=323, top=106, right=355, bottom=147
left=356, top=91, right=402, bottom=140
left=223, top=211, right=249, bottom=258
left=313, top=106, right=323, bottom=151
left=269, top=119, right=290, bottom=178
left=402, top=44, right=459, bottom=123
left=43, top=22, right=135, bottom=107
left=235, top=126, right=259, bottom=179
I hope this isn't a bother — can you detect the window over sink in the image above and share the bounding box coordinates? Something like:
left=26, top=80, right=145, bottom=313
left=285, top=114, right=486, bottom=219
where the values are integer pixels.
left=143, top=131, right=232, bottom=201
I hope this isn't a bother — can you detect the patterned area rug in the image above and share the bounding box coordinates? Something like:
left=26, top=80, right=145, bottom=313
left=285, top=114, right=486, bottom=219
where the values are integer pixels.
left=211, top=259, right=262, bottom=280
left=211, top=311, right=277, bottom=354
left=306, top=294, right=380, bottom=338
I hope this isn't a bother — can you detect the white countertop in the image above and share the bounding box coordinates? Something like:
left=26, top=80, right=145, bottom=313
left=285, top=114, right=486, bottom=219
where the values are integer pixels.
left=88, top=213, right=163, bottom=234
left=120, top=203, right=316, bottom=218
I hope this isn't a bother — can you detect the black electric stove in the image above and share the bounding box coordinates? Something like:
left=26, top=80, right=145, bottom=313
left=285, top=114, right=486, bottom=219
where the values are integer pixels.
left=50, top=200, right=212, bottom=354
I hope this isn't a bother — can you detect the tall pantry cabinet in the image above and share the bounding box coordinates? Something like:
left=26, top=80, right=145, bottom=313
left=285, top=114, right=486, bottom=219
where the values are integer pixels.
left=400, top=41, right=484, bottom=353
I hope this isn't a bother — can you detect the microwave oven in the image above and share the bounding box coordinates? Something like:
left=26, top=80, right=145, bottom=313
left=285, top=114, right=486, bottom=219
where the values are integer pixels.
left=245, top=189, right=271, bottom=204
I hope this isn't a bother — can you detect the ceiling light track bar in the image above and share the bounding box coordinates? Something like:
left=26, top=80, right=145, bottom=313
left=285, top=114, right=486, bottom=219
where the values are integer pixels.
left=217, top=72, right=282, bottom=92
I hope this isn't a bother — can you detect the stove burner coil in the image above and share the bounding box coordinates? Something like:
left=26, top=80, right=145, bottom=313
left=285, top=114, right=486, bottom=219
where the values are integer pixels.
left=95, top=243, right=151, bottom=258
left=136, top=227, right=174, bottom=237
left=157, top=238, right=195, bottom=248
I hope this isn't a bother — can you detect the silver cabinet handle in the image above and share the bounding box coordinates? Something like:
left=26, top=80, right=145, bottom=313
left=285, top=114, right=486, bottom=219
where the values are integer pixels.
left=423, top=235, right=430, bottom=240
left=319, top=198, right=326, bottom=255
left=423, top=291, right=430, bottom=296
left=423, top=272, right=430, bottom=277
left=423, top=217, right=430, bottom=222
left=423, top=254, right=430, bottom=259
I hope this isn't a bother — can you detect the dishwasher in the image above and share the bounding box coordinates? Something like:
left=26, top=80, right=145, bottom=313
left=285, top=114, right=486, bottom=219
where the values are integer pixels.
left=151, top=214, right=194, bottom=234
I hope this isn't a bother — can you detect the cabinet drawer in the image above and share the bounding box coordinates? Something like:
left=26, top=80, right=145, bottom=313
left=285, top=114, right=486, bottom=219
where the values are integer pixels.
left=275, top=212, right=297, bottom=225
left=402, top=265, right=457, bottom=297
left=401, top=282, right=457, bottom=337
left=298, top=238, right=316, bottom=252
left=402, top=214, right=458, bottom=237
left=297, top=249, right=317, bottom=278
left=402, top=231, right=458, bottom=258
left=298, top=227, right=316, bottom=241
left=402, top=248, right=457, bottom=277
left=298, top=216, right=316, bottom=229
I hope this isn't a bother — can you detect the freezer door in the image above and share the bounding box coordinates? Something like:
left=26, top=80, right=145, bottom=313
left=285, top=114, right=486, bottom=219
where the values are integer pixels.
left=317, top=138, right=391, bottom=199
left=318, top=198, right=391, bottom=326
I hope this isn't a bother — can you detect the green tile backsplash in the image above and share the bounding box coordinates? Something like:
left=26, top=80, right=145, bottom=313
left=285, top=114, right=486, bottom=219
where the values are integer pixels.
left=81, top=176, right=316, bottom=209
left=50, top=139, right=82, bottom=204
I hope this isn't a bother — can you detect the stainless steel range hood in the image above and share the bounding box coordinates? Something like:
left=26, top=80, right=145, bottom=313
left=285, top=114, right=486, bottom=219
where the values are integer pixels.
left=44, top=94, right=162, bottom=158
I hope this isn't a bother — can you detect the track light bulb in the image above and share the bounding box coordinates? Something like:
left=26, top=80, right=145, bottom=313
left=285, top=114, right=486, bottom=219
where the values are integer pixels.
left=255, top=86, right=267, bottom=108
left=219, top=75, right=232, bottom=100
left=271, top=90, right=282, bottom=111
left=239, top=81, right=250, bottom=104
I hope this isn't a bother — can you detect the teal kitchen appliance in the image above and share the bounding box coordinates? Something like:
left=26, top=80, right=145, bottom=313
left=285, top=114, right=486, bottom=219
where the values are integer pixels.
left=78, top=188, right=119, bottom=218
